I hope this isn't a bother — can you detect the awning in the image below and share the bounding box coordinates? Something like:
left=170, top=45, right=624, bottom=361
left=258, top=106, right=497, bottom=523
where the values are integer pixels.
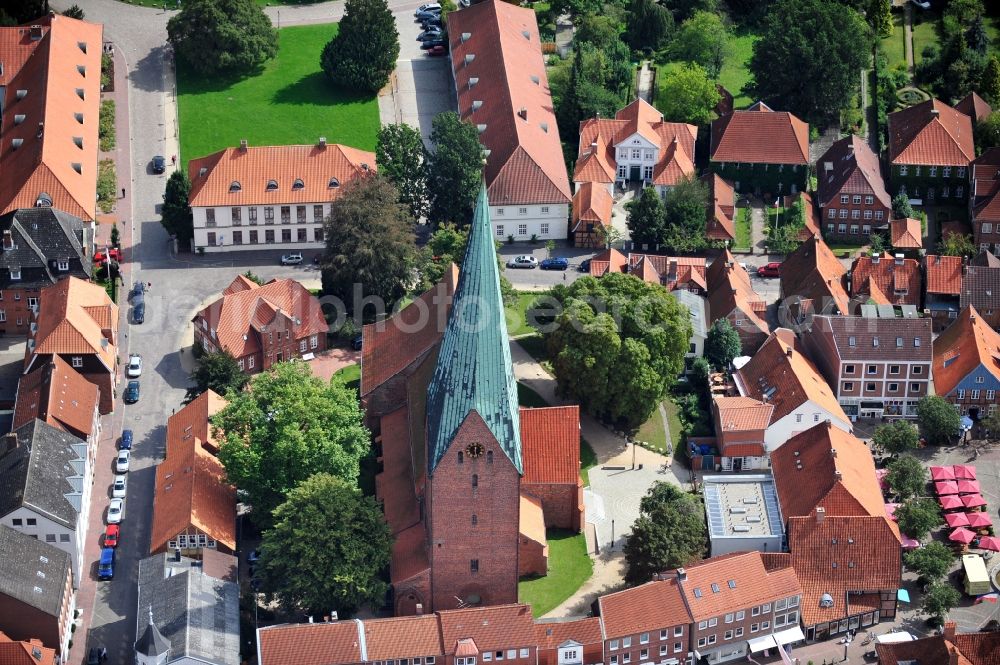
left=747, top=635, right=777, bottom=653
left=774, top=626, right=805, bottom=646
left=897, top=588, right=911, bottom=603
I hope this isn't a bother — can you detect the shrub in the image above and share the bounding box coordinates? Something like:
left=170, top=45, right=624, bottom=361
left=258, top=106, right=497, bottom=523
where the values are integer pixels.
left=97, top=159, right=117, bottom=213
left=99, top=100, right=116, bottom=152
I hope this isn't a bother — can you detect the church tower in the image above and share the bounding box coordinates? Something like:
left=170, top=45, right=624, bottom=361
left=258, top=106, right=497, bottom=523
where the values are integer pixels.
left=425, top=184, right=523, bottom=611
left=135, top=608, right=171, bottom=665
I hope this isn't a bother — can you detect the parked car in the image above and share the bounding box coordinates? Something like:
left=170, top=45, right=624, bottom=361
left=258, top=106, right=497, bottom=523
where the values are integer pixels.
left=281, top=252, right=303, bottom=265
left=420, top=38, right=446, bottom=50
left=93, top=248, right=122, bottom=263
left=87, top=646, right=108, bottom=665
left=112, top=474, right=127, bottom=498
left=127, top=354, right=142, bottom=378
left=151, top=155, right=167, bottom=174
left=133, top=302, right=145, bottom=324
left=130, top=281, right=146, bottom=299
left=421, top=16, right=442, bottom=28
left=97, top=548, right=115, bottom=580
left=506, top=255, right=538, bottom=269
left=417, top=28, right=443, bottom=41
left=578, top=258, right=592, bottom=273
left=756, top=262, right=782, bottom=278
left=116, top=450, right=131, bottom=473
left=415, top=8, right=440, bottom=20
left=540, top=257, right=569, bottom=271
left=103, top=524, right=119, bottom=548
left=415, top=2, right=440, bottom=14
left=119, top=429, right=133, bottom=451
left=124, top=380, right=140, bottom=404
left=107, top=498, right=124, bottom=524
left=426, top=44, right=447, bottom=56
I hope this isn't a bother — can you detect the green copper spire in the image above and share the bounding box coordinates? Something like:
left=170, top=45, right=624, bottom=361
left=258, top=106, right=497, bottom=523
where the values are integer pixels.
left=425, top=183, right=523, bottom=474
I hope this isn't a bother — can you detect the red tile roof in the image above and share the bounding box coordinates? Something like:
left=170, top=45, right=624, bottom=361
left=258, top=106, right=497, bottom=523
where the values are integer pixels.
left=363, top=615, right=443, bottom=660
left=193, top=276, right=327, bottom=361
left=710, top=102, right=809, bottom=165
left=849, top=253, right=921, bottom=306
left=888, top=98, right=974, bottom=166
left=680, top=551, right=803, bottom=621
left=0, top=16, right=103, bottom=221
left=972, top=147, right=1000, bottom=223
left=598, top=578, right=692, bottom=638
left=361, top=265, right=458, bottom=396
left=575, top=100, right=697, bottom=189
left=589, top=248, right=628, bottom=277
left=534, top=618, right=603, bottom=656
left=187, top=142, right=375, bottom=207
left=890, top=218, right=922, bottom=249
left=571, top=182, right=613, bottom=233
left=779, top=235, right=851, bottom=316
left=0, top=633, right=56, bottom=665
left=438, top=604, right=535, bottom=653
left=520, top=406, right=580, bottom=485
left=704, top=174, right=735, bottom=242
left=448, top=0, right=571, bottom=206
left=706, top=250, right=769, bottom=342
left=164, top=389, right=228, bottom=458
left=376, top=407, right=421, bottom=534
left=628, top=255, right=707, bottom=291
left=815, top=135, right=890, bottom=209
left=932, top=306, right=1000, bottom=397
left=955, top=92, right=993, bottom=123
left=31, top=276, right=117, bottom=371
left=713, top=396, right=774, bottom=434
left=925, top=254, right=964, bottom=295
left=258, top=622, right=362, bottom=665
left=878, top=630, right=1000, bottom=665
left=13, top=354, right=98, bottom=440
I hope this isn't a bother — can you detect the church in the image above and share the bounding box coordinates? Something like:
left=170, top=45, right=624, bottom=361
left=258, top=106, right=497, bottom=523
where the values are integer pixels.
left=361, top=186, right=584, bottom=615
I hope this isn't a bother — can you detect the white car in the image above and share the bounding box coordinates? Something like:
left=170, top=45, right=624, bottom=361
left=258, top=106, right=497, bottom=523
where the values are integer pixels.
left=415, top=2, right=440, bottom=14
left=126, top=354, right=142, bottom=378
left=280, top=253, right=303, bottom=265
left=112, top=474, right=127, bottom=498
left=506, top=255, right=538, bottom=269
left=116, top=450, right=131, bottom=473
left=107, top=498, right=124, bottom=524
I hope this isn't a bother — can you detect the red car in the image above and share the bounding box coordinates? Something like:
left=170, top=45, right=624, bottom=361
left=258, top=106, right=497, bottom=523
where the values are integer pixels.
left=93, top=248, right=122, bottom=263
left=426, top=44, right=447, bottom=56
left=103, top=524, right=119, bottom=548
left=757, top=262, right=781, bottom=278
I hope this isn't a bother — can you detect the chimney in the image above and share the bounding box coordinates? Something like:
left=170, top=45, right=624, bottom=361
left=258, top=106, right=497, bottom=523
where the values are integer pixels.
left=816, top=506, right=826, bottom=523
left=871, top=252, right=880, bottom=264
left=3, top=432, right=18, bottom=455
left=943, top=621, right=956, bottom=641
left=931, top=108, right=940, bottom=117
left=318, top=137, right=327, bottom=148
left=416, top=603, right=424, bottom=615
left=239, top=139, right=248, bottom=151
left=834, top=470, right=842, bottom=480
left=518, top=107, right=528, bottom=120
left=174, top=547, right=182, bottom=562
left=894, top=253, right=904, bottom=265
left=826, top=419, right=833, bottom=429
left=786, top=346, right=793, bottom=357
left=949, top=647, right=959, bottom=665
left=970, top=311, right=977, bottom=322
left=830, top=447, right=838, bottom=458
left=2, top=229, right=12, bottom=250
left=36, top=122, right=44, bottom=139
left=677, top=567, right=687, bottom=582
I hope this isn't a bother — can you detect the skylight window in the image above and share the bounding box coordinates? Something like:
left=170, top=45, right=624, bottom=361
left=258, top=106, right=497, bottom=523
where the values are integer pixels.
left=266, top=179, right=278, bottom=191
left=230, top=181, right=242, bottom=192
left=292, top=178, right=304, bottom=190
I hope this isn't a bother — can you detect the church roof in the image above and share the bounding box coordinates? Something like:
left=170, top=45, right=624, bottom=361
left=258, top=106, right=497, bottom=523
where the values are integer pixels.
left=135, top=619, right=171, bottom=657
left=425, top=185, right=523, bottom=474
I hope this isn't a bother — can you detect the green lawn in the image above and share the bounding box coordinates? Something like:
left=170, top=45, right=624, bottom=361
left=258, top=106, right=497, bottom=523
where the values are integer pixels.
left=333, top=363, right=361, bottom=392
left=516, top=335, right=554, bottom=374
left=718, top=31, right=758, bottom=109
left=518, top=529, right=593, bottom=617
left=507, top=291, right=551, bottom=337
left=734, top=207, right=752, bottom=252
left=828, top=243, right=868, bottom=259
left=580, top=438, right=597, bottom=486
left=910, top=18, right=937, bottom=66
left=636, top=404, right=668, bottom=454
left=664, top=398, right=684, bottom=458
left=880, top=13, right=907, bottom=72
left=177, top=24, right=379, bottom=166
left=517, top=382, right=550, bottom=408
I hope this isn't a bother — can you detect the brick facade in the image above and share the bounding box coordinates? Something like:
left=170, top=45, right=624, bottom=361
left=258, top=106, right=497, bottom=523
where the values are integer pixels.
left=820, top=193, right=890, bottom=241
left=0, top=286, right=42, bottom=336
left=518, top=534, right=547, bottom=577
left=605, top=627, right=688, bottom=665
left=521, top=482, right=583, bottom=532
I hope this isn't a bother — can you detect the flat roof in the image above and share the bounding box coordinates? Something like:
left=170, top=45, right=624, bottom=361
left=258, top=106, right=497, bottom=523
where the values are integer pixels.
left=703, top=475, right=784, bottom=540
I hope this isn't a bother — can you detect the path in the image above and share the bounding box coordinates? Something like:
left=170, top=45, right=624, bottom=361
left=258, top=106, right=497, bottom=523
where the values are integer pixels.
left=554, top=13, right=574, bottom=58
left=636, top=61, right=654, bottom=104
left=904, top=3, right=914, bottom=74
left=750, top=201, right=767, bottom=255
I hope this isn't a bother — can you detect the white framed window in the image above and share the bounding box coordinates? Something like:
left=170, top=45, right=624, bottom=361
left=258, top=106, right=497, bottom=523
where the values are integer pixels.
left=839, top=223, right=847, bottom=233
left=851, top=225, right=859, bottom=235
left=610, top=641, right=619, bottom=651
left=708, top=618, right=717, bottom=628
left=875, top=210, right=884, bottom=220
left=623, top=638, right=632, bottom=648
left=736, top=628, right=744, bottom=637
left=674, top=642, right=683, bottom=653
left=852, top=209, right=860, bottom=219
left=697, top=638, right=707, bottom=648
left=988, top=390, right=996, bottom=400
left=828, top=208, right=837, bottom=218
left=640, top=633, right=649, bottom=644
left=724, top=631, right=733, bottom=641
left=310, top=335, right=318, bottom=349
left=71, top=356, right=83, bottom=368
left=299, top=340, right=307, bottom=352
left=661, top=630, right=668, bottom=640
left=899, top=165, right=908, bottom=176
left=930, top=166, right=938, bottom=177
left=640, top=650, right=648, bottom=661
left=958, top=389, right=966, bottom=400
left=708, top=635, right=717, bottom=645
left=840, top=194, right=849, bottom=204
left=519, top=650, right=529, bottom=659
left=610, top=657, right=618, bottom=665
left=752, top=607, right=760, bottom=617
left=724, top=614, right=733, bottom=624
left=619, top=149, right=628, bottom=159
left=763, top=604, right=771, bottom=612
left=864, top=209, right=872, bottom=219
left=622, top=654, right=631, bottom=664
left=865, top=195, right=873, bottom=204
left=977, top=375, right=985, bottom=383
left=496, top=225, right=505, bottom=237
left=248, top=356, right=255, bottom=369
left=762, top=621, right=770, bottom=630
left=736, top=611, right=745, bottom=620
left=644, top=150, right=654, bottom=160
left=517, top=224, right=527, bottom=236
left=631, top=149, right=641, bottom=160
left=751, top=623, right=759, bottom=632
left=642, top=166, right=653, bottom=180
left=168, top=540, right=177, bottom=549
left=853, top=195, right=862, bottom=204
left=972, top=390, right=981, bottom=400
left=618, top=165, right=627, bottom=179
left=839, top=209, right=848, bottom=219
left=541, top=206, right=549, bottom=214
left=986, top=223, right=995, bottom=235
left=540, top=223, right=549, bottom=235
left=943, top=166, right=952, bottom=177
left=660, top=646, right=668, bottom=656
left=518, top=208, right=527, bottom=216
left=675, top=627, right=684, bottom=637
left=698, top=621, right=708, bottom=630
left=10, top=268, right=20, bottom=280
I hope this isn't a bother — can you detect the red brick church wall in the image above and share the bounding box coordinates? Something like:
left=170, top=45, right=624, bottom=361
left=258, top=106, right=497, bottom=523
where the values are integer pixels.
left=519, top=536, right=548, bottom=577
left=522, top=482, right=584, bottom=532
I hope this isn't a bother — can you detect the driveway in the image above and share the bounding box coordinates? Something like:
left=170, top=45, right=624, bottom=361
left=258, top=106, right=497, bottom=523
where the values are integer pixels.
left=387, top=9, right=454, bottom=146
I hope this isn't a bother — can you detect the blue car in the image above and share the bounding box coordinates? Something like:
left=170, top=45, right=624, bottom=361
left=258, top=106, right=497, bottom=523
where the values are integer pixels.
left=124, top=381, right=140, bottom=404
left=540, top=257, right=569, bottom=271
left=98, top=547, right=115, bottom=580
left=120, top=429, right=133, bottom=450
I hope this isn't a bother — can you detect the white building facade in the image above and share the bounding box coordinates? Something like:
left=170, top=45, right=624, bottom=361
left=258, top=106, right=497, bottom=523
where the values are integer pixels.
left=763, top=403, right=853, bottom=453
left=491, top=203, right=570, bottom=242
left=192, top=201, right=330, bottom=253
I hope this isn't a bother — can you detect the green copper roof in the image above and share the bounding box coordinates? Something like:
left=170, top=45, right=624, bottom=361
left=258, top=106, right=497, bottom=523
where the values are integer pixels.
left=425, top=184, right=523, bottom=474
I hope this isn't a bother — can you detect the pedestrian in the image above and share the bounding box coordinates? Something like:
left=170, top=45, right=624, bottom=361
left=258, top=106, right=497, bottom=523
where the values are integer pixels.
left=171, top=155, right=177, bottom=165
left=562, top=272, right=566, bottom=281
left=147, top=282, right=152, bottom=290
left=121, top=187, right=126, bottom=199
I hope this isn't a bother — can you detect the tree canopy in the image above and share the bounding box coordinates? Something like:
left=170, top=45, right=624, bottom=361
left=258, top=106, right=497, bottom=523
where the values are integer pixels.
left=892, top=193, right=914, bottom=219
left=873, top=420, right=920, bottom=456
left=894, top=497, right=942, bottom=541
left=553, top=42, right=631, bottom=146
left=161, top=170, right=194, bottom=246
left=922, top=583, right=961, bottom=628
left=663, top=176, right=710, bottom=252
left=320, top=0, right=399, bottom=93
left=749, top=0, right=871, bottom=123
left=376, top=124, right=428, bottom=219
left=626, top=187, right=668, bottom=248
left=321, top=174, right=416, bottom=315
left=215, top=362, right=370, bottom=527
left=939, top=231, right=977, bottom=258
left=903, top=541, right=955, bottom=584
left=885, top=454, right=927, bottom=501
left=704, top=318, right=741, bottom=370
left=186, top=351, right=249, bottom=402
left=257, top=473, right=391, bottom=614
left=624, top=482, right=706, bottom=586
left=983, top=56, right=1000, bottom=107
left=670, top=11, right=732, bottom=78
left=167, top=0, right=278, bottom=76
left=657, top=63, right=721, bottom=125
left=914, top=0, right=989, bottom=100
left=546, top=273, right=693, bottom=429
left=917, top=396, right=961, bottom=445
left=869, top=0, right=892, bottom=39
left=426, top=112, right=484, bottom=227
left=624, top=0, right=674, bottom=53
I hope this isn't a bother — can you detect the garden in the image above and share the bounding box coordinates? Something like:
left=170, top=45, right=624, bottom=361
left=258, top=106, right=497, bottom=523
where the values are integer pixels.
left=518, top=529, right=593, bottom=617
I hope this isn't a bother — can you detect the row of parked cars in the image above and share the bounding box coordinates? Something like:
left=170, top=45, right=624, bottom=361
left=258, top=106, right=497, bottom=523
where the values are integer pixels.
left=97, top=429, right=134, bottom=581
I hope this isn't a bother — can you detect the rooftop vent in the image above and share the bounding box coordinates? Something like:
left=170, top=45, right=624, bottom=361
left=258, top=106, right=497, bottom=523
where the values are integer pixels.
left=73, top=136, right=83, bottom=148
left=239, top=139, right=248, bottom=151
left=78, top=41, right=87, bottom=53
left=530, top=75, right=540, bottom=85
left=819, top=594, right=834, bottom=608
left=266, top=179, right=278, bottom=191
left=11, top=138, right=22, bottom=150
left=872, top=253, right=880, bottom=264
left=824, top=161, right=833, bottom=172
left=77, top=64, right=86, bottom=76
left=328, top=177, right=340, bottom=188
left=198, top=167, right=208, bottom=178
left=16, top=89, right=27, bottom=100
left=318, top=136, right=327, bottom=147
left=71, top=162, right=82, bottom=174
left=522, top=29, right=530, bottom=39
left=29, top=25, right=42, bottom=40
left=518, top=107, right=528, bottom=120
left=75, top=112, right=83, bottom=123
left=75, top=88, right=84, bottom=100
left=35, top=192, right=52, bottom=207
left=540, top=122, right=548, bottom=133
left=465, top=54, right=475, bottom=66
left=472, top=100, right=483, bottom=111
left=13, top=114, right=24, bottom=125
left=732, top=525, right=751, bottom=532
left=476, top=124, right=487, bottom=134
left=229, top=181, right=242, bottom=192
left=895, top=253, right=904, bottom=265
left=461, top=32, right=471, bottom=42
left=469, top=77, right=479, bottom=88
left=37, top=122, right=44, bottom=138
left=292, top=178, right=304, bottom=190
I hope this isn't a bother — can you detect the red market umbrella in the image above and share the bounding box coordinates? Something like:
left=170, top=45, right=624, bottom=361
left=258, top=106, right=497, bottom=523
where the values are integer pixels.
left=978, top=536, right=1000, bottom=552
left=958, top=479, right=982, bottom=494
left=936, top=481, right=960, bottom=495
left=940, top=495, right=964, bottom=510
left=945, top=512, right=971, bottom=528
left=954, top=465, right=977, bottom=480
left=968, top=512, right=993, bottom=528
left=931, top=466, right=956, bottom=481
left=963, top=494, right=988, bottom=509
left=885, top=503, right=900, bottom=521
left=951, top=527, right=977, bottom=544
left=876, top=468, right=889, bottom=490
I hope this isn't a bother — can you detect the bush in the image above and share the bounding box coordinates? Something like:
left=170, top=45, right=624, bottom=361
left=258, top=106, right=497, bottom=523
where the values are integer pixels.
left=101, top=52, right=113, bottom=90
left=99, top=100, right=116, bottom=152
left=97, top=159, right=117, bottom=213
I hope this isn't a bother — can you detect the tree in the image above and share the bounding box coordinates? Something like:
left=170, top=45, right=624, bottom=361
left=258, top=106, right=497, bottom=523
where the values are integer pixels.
left=553, top=42, right=631, bottom=145
left=242, top=270, right=265, bottom=285
left=894, top=497, right=942, bottom=541
left=110, top=224, right=120, bottom=248
left=376, top=124, right=428, bottom=219
left=167, top=0, right=278, bottom=76
left=215, top=362, right=370, bottom=526
left=663, top=0, right=718, bottom=21
left=922, top=583, right=961, bottom=627
left=704, top=319, right=741, bottom=370
left=657, top=63, right=721, bottom=125
left=670, top=11, right=732, bottom=78
left=917, top=395, right=962, bottom=445
left=903, top=541, right=955, bottom=584
left=624, top=482, right=706, bottom=586
left=892, top=192, right=913, bottom=219
left=624, top=0, right=673, bottom=53
left=547, top=274, right=693, bottom=429
left=662, top=176, right=709, bottom=252
left=939, top=231, right=977, bottom=258
left=868, top=0, right=892, bottom=39
left=257, top=474, right=391, bottom=614
left=186, top=351, right=249, bottom=402
left=749, top=0, right=871, bottom=123
left=690, top=356, right=711, bottom=403
left=978, top=112, right=1000, bottom=151
left=322, top=174, right=416, bottom=315
left=161, top=170, right=194, bottom=246
left=426, top=112, right=483, bottom=227
left=885, top=454, right=928, bottom=501
left=626, top=187, right=668, bottom=247
left=873, top=420, right=920, bottom=456
left=983, top=57, right=1000, bottom=108
left=62, top=4, right=85, bottom=19
left=320, top=0, right=399, bottom=93
left=0, top=0, right=47, bottom=24
left=575, top=15, right=622, bottom=51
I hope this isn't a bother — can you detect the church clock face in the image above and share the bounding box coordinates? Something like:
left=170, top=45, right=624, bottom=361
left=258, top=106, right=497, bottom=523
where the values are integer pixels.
left=466, top=442, right=485, bottom=459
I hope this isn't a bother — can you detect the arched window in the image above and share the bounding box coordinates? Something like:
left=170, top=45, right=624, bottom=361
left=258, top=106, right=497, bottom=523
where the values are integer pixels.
left=229, top=181, right=242, bottom=192
left=471, top=514, right=478, bottom=525
left=266, top=179, right=278, bottom=191
left=471, top=474, right=478, bottom=488
left=457, top=451, right=464, bottom=464
left=328, top=177, right=340, bottom=188
left=292, top=178, right=304, bottom=190
left=486, top=451, right=493, bottom=464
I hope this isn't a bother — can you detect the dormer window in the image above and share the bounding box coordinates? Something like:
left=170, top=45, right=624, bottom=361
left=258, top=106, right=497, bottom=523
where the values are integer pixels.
left=57, top=260, right=69, bottom=271
left=266, top=179, right=278, bottom=191
left=292, top=178, right=304, bottom=190
left=13, top=114, right=24, bottom=125
left=229, top=181, right=242, bottom=192
left=10, top=267, right=20, bottom=280
left=328, top=177, right=340, bottom=188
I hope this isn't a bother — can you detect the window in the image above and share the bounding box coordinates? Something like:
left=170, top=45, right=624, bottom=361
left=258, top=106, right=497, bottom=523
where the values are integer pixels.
left=248, top=207, right=258, bottom=223
left=864, top=210, right=872, bottom=219
left=497, top=208, right=505, bottom=216
left=986, top=223, right=995, bottom=235
left=659, top=646, right=667, bottom=657
left=470, top=559, right=479, bottom=573
left=496, top=225, right=505, bottom=237
left=314, top=205, right=324, bottom=221
left=207, top=232, right=217, bottom=245
left=977, top=375, right=986, bottom=383
left=875, top=210, right=884, bottom=220
left=957, top=186, right=964, bottom=198
left=751, top=607, right=760, bottom=617
left=958, top=389, right=966, bottom=400
left=866, top=382, right=876, bottom=391
left=958, top=167, right=967, bottom=177
left=506, top=650, right=515, bottom=658
left=294, top=206, right=305, bottom=222
left=26, top=518, right=36, bottom=526
left=840, top=209, right=848, bottom=219
left=45, top=534, right=55, bottom=542
left=518, top=207, right=528, bottom=216
left=541, top=207, right=549, bottom=214
left=541, top=223, right=549, bottom=235
left=972, top=390, right=981, bottom=400
left=640, top=633, right=649, bottom=644
left=929, top=166, right=938, bottom=177
left=873, top=337, right=880, bottom=348
left=484, top=655, right=492, bottom=662
left=631, top=149, right=641, bottom=160
left=943, top=166, right=952, bottom=177
left=249, top=230, right=259, bottom=244
left=471, top=514, right=477, bottom=525
left=206, top=208, right=215, bottom=224
left=640, top=650, right=648, bottom=661
left=281, top=229, right=291, bottom=243
left=708, top=636, right=716, bottom=645
left=622, top=654, right=631, bottom=664
left=299, top=340, right=307, bottom=353
left=942, top=186, right=950, bottom=198
left=281, top=206, right=291, bottom=222
left=642, top=166, right=653, bottom=180
left=911, top=383, right=921, bottom=392
left=761, top=622, right=770, bottom=630
left=458, top=452, right=464, bottom=464
left=232, top=207, right=241, bottom=223
left=913, top=366, right=922, bottom=375
left=724, top=631, right=733, bottom=641
left=697, top=638, right=707, bottom=648
left=829, top=208, right=837, bottom=218
left=914, top=338, right=921, bottom=347
left=736, top=611, right=745, bottom=621
left=850, top=225, right=859, bottom=234
left=518, top=224, right=527, bottom=236
left=848, top=336, right=856, bottom=347
left=297, top=228, right=307, bottom=242
left=725, top=614, right=734, bottom=624
left=839, top=223, right=847, bottom=233
left=233, top=231, right=243, bottom=245
left=750, top=623, right=759, bottom=632
left=55, top=259, right=70, bottom=272
left=867, top=364, right=877, bottom=374
left=708, top=618, right=718, bottom=627
left=698, top=621, right=708, bottom=630
left=890, top=365, right=900, bottom=374
left=472, top=474, right=478, bottom=488
left=888, top=383, right=898, bottom=392
left=520, top=650, right=529, bottom=659
left=264, top=206, right=274, bottom=223
left=841, top=194, right=849, bottom=204
left=853, top=195, right=862, bottom=204
left=248, top=356, right=255, bottom=369
left=610, top=641, right=619, bottom=651
left=71, top=356, right=83, bottom=368
left=735, top=628, right=743, bottom=637
left=988, top=390, right=996, bottom=401
left=310, top=335, right=319, bottom=349
left=610, top=657, right=618, bottom=665
left=674, top=643, right=683, bottom=653
left=865, top=195, right=874, bottom=205
left=623, top=638, right=632, bottom=648
left=796, top=414, right=803, bottom=423
left=314, top=228, right=324, bottom=242
left=899, top=165, right=908, bottom=176
left=60, top=533, right=70, bottom=542
left=844, top=364, right=856, bottom=374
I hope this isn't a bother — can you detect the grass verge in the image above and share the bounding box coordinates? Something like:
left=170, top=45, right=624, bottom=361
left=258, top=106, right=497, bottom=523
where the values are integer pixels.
left=827, top=243, right=867, bottom=259
left=507, top=291, right=548, bottom=337
left=734, top=207, right=752, bottom=252
left=177, top=23, right=379, bottom=166
left=99, top=100, right=116, bottom=152
left=333, top=363, right=360, bottom=392
left=517, top=382, right=549, bottom=408
left=718, top=31, right=758, bottom=109
left=879, top=13, right=907, bottom=73
left=518, top=529, right=593, bottom=617
left=664, top=398, right=684, bottom=459
left=97, top=159, right=117, bottom=214
left=580, top=438, right=597, bottom=486
left=636, top=404, right=668, bottom=454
